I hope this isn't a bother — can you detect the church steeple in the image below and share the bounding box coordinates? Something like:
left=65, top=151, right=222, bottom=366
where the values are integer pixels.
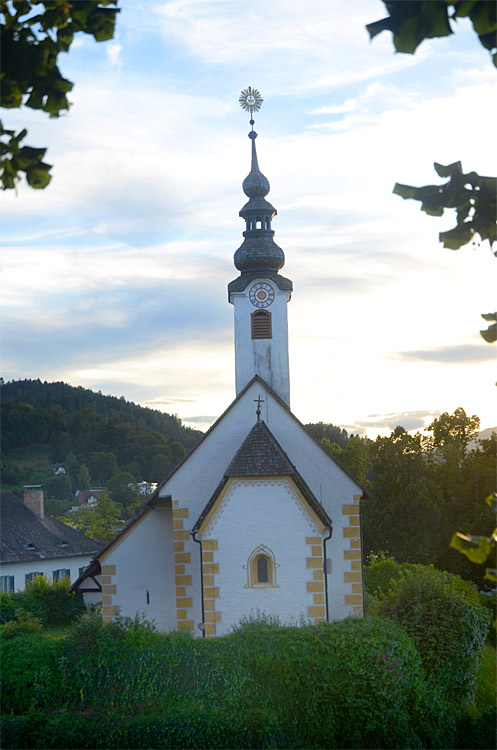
left=229, top=89, right=293, bottom=406
left=234, top=127, right=285, bottom=273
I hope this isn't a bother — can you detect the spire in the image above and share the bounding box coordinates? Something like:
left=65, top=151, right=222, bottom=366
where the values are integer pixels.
left=234, top=88, right=285, bottom=274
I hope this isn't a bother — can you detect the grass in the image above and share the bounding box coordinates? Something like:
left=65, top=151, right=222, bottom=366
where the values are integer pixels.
left=8, top=444, right=50, bottom=467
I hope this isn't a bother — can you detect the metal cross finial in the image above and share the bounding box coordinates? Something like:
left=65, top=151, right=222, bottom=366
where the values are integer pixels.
left=239, top=87, right=263, bottom=131
left=254, top=394, right=265, bottom=423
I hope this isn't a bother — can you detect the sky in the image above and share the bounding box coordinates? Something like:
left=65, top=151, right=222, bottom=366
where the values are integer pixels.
left=1, top=0, right=496, bottom=438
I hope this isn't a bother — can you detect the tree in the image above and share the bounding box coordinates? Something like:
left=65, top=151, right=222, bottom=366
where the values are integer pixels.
left=1, top=0, right=119, bottom=190
left=45, top=472, right=72, bottom=501
left=367, top=1, right=497, bottom=64
left=107, top=472, right=141, bottom=520
left=304, top=422, right=349, bottom=449
left=87, top=451, right=118, bottom=484
left=321, top=435, right=371, bottom=489
left=451, top=492, right=497, bottom=581
left=367, top=1, right=496, bottom=340
left=59, top=490, right=122, bottom=540
left=362, top=412, right=495, bottom=586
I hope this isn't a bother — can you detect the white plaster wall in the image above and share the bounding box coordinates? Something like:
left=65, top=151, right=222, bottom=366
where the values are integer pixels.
left=159, top=379, right=364, bottom=629
left=103, top=506, right=177, bottom=630
left=1, top=554, right=96, bottom=592
left=205, top=479, right=321, bottom=634
left=231, top=279, right=291, bottom=405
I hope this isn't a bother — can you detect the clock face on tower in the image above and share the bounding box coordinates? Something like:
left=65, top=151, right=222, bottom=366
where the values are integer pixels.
left=249, top=282, right=275, bottom=308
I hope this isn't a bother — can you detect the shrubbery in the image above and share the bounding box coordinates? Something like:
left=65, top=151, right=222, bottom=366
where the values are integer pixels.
left=1, top=562, right=494, bottom=749
left=368, top=564, right=491, bottom=704
left=0, top=576, right=85, bottom=628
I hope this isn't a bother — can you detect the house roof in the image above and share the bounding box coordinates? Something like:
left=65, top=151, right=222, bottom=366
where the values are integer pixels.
left=76, top=489, right=105, bottom=504
left=192, top=420, right=332, bottom=533
left=0, top=492, right=104, bottom=564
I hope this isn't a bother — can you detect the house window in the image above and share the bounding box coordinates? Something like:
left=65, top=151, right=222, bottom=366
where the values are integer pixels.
left=25, top=572, right=43, bottom=585
left=251, top=310, right=272, bottom=339
left=245, top=545, right=279, bottom=588
left=53, top=569, right=70, bottom=583
left=0, top=575, right=14, bottom=593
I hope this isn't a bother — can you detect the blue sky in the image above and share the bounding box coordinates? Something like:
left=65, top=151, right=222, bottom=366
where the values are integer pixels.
left=1, top=0, right=496, bottom=436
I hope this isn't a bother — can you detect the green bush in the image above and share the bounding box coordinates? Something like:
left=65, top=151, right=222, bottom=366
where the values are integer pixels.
left=1, top=633, right=65, bottom=713
left=369, top=566, right=492, bottom=704
left=0, top=592, right=18, bottom=624
left=454, top=705, right=497, bottom=749
left=1, top=576, right=85, bottom=627
left=226, top=616, right=453, bottom=749
left=0, top=609, right=43, bottom=638
left=0, top=706, right=291, bottom=749
left=478, top=592, right=496, bottom=646
left=363, top=554, right=411, bottom=598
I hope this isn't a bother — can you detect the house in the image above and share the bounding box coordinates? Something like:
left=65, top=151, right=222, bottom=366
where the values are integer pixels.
left=0, top=485, right=104, bottom=600
left=136, top=481, right=158, bottom=496
left=75, top=488, right=105, bottom=507
left=72, top=101, right=369, bottom=635
left=50, top=463, right=66, bottom=475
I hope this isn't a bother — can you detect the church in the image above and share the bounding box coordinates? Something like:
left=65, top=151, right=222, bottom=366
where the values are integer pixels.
left=73, top=90, right=368, bottom=636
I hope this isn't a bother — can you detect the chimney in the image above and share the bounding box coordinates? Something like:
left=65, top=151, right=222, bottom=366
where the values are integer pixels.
left=23, top=485, right=45, bottom=519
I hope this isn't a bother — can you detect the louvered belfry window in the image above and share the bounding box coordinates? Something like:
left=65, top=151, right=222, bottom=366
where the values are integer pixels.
left=251, top=310, right=272, bottom=339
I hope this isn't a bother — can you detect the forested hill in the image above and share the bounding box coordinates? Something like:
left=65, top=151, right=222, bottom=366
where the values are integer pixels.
left=1, top=379, right=204, bottom=510
left=1, top=379, right=202, bottom=450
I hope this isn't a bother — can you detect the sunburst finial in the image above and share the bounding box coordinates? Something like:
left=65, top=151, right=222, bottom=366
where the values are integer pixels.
left=239, top=86, right=263, bottom=115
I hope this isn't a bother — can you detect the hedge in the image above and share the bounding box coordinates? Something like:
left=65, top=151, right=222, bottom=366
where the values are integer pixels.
left=368, top=565, right=491, bottom=704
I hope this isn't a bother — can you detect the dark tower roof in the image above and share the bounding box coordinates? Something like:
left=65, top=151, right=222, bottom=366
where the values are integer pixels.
left=229, top=127, right=293, bottom=295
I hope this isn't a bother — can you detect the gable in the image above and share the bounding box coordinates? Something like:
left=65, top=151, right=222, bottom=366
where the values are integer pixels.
left=156, top=377, right=365, bottom=529
left=197, top=476, right=328, bottom=539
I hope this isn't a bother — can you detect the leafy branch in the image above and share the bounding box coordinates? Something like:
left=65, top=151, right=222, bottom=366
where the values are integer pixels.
left=394, top=161, right=497, bottom=251
left=1, top=0, right=119, bottom=190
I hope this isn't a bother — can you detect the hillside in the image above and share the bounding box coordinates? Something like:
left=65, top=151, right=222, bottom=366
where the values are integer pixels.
left=0, top=379, right=203, bottom=516
left=1, top=379, right=201, bottom=450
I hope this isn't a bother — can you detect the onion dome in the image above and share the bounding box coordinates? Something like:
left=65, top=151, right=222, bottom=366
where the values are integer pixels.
left=234, top=129, right=285, bottom=273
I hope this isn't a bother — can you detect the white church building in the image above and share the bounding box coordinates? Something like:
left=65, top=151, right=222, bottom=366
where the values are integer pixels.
left=73, top=98, right=368, bottom=636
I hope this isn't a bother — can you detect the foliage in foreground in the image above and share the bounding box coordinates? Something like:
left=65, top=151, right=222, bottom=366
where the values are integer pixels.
left=1, top=1, right=119, bottom=190
left=1, top=612, right=457, bottom=749
left=0, top=576, right=85, bottom=628
left=367, top=562, right=492, bottom=704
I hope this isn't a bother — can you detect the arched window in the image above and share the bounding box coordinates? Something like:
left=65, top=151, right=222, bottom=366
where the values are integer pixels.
left=257, top=555, right=269, bottom=583
left=251, top=310, right=272, bottom=339
left=245, top=545, right=279, bottom=588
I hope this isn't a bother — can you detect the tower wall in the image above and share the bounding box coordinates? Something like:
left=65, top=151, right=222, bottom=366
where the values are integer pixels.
left=231, top=280, right=291, bottom=405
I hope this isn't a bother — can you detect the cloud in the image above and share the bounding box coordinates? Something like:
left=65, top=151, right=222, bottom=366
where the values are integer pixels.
left=345, top=410, right=441, bottom=434
left=397, top=345, right=496, bottom=364
left=181, top=415, right=217, bottom=424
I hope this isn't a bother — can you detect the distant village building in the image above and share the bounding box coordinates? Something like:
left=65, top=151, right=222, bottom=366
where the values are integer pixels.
left=136, top=481, right=158, bottom=496
left=75, top=488, right=105, bottom=507
left=50, top=463, right=66, bottom=475
left=73, top=98, right=368, bottom=633
left=0, top=486, right=103, bottom=594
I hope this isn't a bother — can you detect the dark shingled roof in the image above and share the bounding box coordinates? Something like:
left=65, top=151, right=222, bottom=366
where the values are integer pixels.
left=192, top=420, right=332, bottom=533
left=228, top=270, right=293, bottom=297
left=0, top=492, right=104, bottom=563
left=226, top=420, right=294, bottom=477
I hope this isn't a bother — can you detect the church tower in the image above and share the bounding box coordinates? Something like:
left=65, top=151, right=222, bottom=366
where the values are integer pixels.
left=228, top=89, right=293, bottom=406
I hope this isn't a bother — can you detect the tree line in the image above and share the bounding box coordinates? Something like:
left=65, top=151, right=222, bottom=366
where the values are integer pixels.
left=321, top=408, right=495, bottom=589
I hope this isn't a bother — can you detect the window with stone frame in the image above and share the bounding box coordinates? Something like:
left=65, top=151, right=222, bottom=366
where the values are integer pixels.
left=245, top=545, right=279, bottom=588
